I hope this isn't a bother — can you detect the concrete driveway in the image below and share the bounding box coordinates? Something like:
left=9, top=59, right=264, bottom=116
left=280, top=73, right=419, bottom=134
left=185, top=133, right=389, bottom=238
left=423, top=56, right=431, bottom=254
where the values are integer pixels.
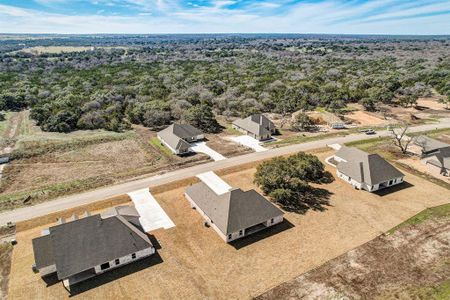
left=127, top=188, right=175, bottom=232
left=190, top=141, right=226, bottom=161
left=229, top=135, right=267, bottom=152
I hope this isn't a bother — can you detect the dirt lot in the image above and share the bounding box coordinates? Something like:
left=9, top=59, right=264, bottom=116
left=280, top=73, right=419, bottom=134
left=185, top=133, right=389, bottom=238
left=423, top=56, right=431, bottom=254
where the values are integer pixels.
left=387, top=96, right=450, bottom=123
left=344, top=110, right=389, bottom=126
left=6, top=151, right=450, bottom=299
left=0, top=121, right=216, bottom=211
left=256, top=206, right=450, bottom=300
left=206, top=133, right=253, bottom=157
left=417, top=97, right=448, bottom=111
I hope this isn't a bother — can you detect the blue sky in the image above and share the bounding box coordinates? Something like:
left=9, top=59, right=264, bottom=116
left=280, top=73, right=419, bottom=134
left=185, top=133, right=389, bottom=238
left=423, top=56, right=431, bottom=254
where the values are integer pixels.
left=0, top=0, right=449, bottom=34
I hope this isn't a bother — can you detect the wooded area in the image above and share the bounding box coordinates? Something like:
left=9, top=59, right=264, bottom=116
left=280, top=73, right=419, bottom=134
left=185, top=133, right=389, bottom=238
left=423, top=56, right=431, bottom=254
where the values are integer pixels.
left=0, top=34, right=449, bottom=133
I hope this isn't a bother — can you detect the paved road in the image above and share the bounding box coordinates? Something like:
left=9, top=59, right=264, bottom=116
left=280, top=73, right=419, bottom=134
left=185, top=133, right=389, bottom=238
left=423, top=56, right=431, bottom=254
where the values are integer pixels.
left=1, top=119, right=449, bottom=225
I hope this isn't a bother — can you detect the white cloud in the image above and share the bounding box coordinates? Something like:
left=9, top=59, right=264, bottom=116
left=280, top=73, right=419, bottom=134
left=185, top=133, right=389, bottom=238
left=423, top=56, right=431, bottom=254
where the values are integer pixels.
left=0, top=1, right=448, bottom=34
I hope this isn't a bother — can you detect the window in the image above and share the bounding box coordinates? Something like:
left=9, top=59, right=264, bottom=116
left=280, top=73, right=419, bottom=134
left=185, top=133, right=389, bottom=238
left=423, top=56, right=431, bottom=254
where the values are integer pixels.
left=115, top=258, right=120, bottom=265
left=228, top=234, right=232, bottom=240
left=100, top=262, right=110, bottom=270
left=131, top=253, right=136, bottom=259
left=271, top=218, right=274, bottom=224
left=239, top=230, right=243, bottom=236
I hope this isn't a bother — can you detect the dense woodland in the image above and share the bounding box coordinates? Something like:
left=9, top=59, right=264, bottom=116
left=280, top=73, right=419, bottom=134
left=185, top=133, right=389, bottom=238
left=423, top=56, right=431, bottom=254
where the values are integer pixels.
left=0, top=34, right=449, bottom=133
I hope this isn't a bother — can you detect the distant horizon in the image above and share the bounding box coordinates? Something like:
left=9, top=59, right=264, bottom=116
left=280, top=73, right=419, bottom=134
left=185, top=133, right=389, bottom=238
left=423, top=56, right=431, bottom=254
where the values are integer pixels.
left=1, top=33, right=449, bottom=37
left=0, top=1, right=449, bottom=35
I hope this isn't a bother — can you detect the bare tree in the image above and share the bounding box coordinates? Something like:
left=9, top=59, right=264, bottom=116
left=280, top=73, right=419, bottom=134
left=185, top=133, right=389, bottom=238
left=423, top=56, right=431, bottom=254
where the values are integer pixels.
left=389, top=123, right=416, bottom=154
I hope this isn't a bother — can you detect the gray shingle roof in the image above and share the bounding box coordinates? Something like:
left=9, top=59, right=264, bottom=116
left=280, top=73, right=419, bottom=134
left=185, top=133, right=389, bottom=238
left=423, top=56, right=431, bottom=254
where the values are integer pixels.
left=415, top=136, right=450, bottom=154
left=157, top=124, right=202, bottom=152
left=32, top=206, right=152, bottom=280
left=32, top=234, right=54, bottom=269
left=186, top=182, right=284, bottom=235
left=172, top=123, right=203, bottom=139
left=335, top=146, right=404, bottom=186
left=232, top=114, right=274, bottom=137
left=428, top=147, right=450, bottom=169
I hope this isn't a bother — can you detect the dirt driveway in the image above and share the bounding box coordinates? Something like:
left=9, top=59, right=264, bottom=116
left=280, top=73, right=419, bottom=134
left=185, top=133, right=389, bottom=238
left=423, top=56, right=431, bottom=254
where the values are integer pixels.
left=7, top=152, right=450, bottom=299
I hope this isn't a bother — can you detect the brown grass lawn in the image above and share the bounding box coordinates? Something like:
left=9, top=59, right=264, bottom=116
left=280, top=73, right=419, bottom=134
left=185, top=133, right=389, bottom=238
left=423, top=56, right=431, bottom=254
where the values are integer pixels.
left=6, top=151, right=450, bottom=299
left=0, top=123, right=214, bottom=210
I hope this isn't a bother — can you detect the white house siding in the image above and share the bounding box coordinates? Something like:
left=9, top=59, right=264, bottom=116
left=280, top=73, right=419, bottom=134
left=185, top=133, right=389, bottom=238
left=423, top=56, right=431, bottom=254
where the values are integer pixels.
left=336, top=170, right=363, bottom=190
left=267, top=215, right=284, bottom=227
left=226, top=215, right=283, bottom=242
left=337, top=170, right=404, bottom=192
left=232, top=124, right=268, bottom=141
left=94, top=247, right=155, bottom=275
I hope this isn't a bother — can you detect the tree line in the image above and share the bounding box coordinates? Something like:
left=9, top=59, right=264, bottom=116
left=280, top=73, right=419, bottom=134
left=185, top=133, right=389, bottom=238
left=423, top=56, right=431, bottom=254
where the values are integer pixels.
left=0, top=36, right=448, bottom=133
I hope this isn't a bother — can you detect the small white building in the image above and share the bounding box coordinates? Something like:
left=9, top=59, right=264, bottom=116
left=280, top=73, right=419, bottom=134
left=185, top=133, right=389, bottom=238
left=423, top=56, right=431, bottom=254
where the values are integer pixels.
left=332, top=146, right=405, bottom=192
left=185, top=171, right=284, bottom=242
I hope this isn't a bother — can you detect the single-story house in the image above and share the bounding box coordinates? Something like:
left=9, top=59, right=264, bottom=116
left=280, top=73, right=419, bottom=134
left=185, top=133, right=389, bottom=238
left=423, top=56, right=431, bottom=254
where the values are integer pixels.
left=157, top=123, right=204, bottom=155
left=185, top=171, right=284, bottom=242
left=415, top=136, right=450, bottom=176
left=415, top=135, right=450, bottom=155
left=32, top=206, right=155, bottom=289
left=333, top=146, right=405, bottom=192
left=232, top=114, right=276, bottom=141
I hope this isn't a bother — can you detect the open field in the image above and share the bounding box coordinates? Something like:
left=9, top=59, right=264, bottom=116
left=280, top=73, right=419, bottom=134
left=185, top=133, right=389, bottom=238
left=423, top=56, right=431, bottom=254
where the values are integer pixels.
left=256, top=203, right=450, bottom=300
left=0, top=119, right=214, bottom=211
left=6, top=151, right=450, bottom=299
left=12, top=46, right=129, bottom=55
left=0, top=114, right=253, bottom=211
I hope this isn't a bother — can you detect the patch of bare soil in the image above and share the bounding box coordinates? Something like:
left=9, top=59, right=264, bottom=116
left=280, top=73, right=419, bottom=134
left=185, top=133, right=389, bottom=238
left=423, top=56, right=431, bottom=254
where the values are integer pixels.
left=417, top=97, right=448, bottom=111
left=1, top=137, right=162, bottom=194
left=255, top=218, right=450, bottom=300
left=344, top=110, right=389, bottom=126
left=0, top=243, right=13, bottom=300
left=206, top=134, right=252, bottom=157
